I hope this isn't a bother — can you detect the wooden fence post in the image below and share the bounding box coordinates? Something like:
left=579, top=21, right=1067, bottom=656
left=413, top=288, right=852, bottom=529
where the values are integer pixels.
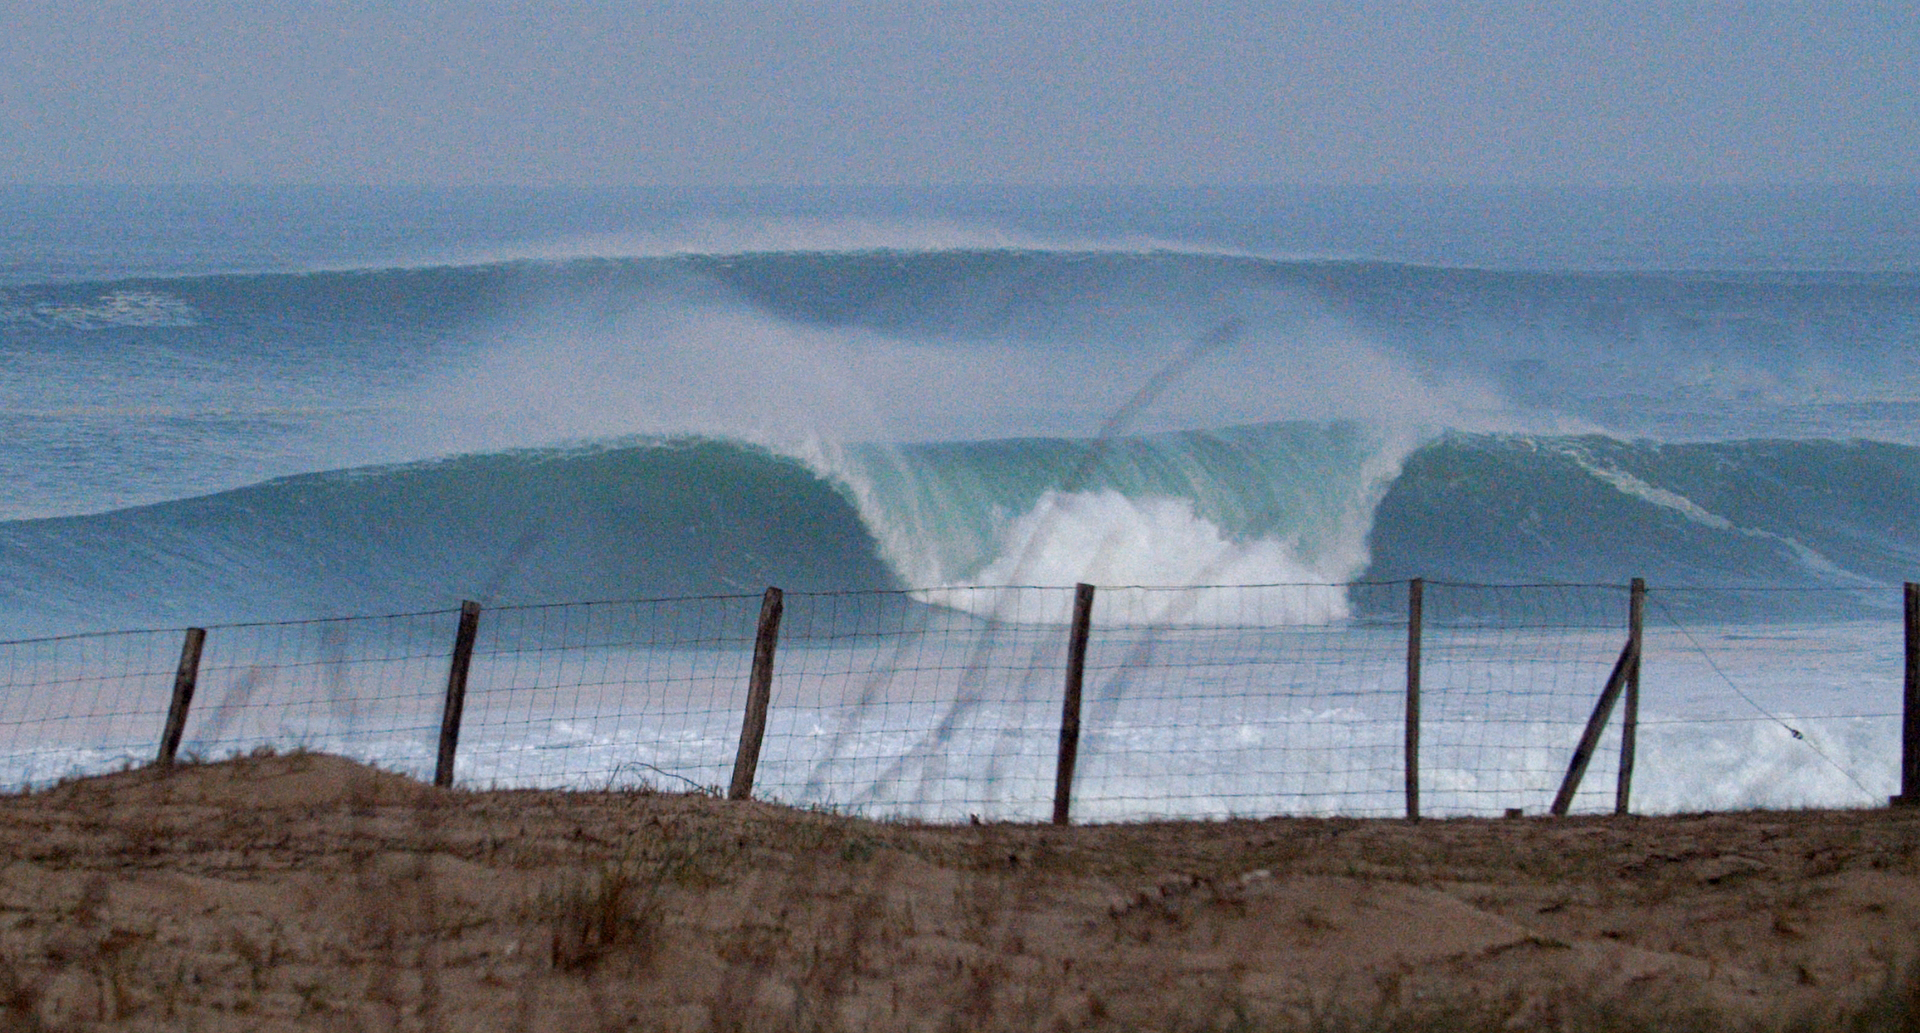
left=155, top=627, right=207, bottom=768
left=1052, top=583, right=1096, bottom=826
left=1405, top=578, right=1422, bottom=821
left=1615, top=578, right=1645, bottom=815
left=729, top=587, right=785, bottom=801
left=1895, top=582, right=1920, bottom=806
left=434, top=600, right=482, bottom=789
left=1551, top=584, right=1644, bottom=816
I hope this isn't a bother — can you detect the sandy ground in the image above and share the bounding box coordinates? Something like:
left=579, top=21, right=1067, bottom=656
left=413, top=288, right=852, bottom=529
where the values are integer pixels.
left=0, top=752, right=1917, bottom=1032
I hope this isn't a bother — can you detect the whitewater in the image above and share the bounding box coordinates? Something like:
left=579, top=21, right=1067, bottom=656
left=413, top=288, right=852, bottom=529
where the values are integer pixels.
left=2, top=185, right=1917, bottom=816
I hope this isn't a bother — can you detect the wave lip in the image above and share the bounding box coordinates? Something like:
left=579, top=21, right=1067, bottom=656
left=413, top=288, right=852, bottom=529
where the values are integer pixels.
left=4, top=428, right=1920, bottom=637
left=797, top=422, right=1415, bottom=625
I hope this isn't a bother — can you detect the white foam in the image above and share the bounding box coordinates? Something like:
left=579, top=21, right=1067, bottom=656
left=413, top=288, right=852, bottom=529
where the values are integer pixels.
left=795, top=417, right=1418, bottom=626
left=0, top=620, right=1897, bottom=818
left=912, top=490, right=1352, bottom=624
left=0, top=289, right=198, bottom=330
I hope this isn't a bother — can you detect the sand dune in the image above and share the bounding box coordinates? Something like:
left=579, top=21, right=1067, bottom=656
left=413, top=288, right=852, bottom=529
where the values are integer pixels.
left=0, top=752, right=1915, bottom=1031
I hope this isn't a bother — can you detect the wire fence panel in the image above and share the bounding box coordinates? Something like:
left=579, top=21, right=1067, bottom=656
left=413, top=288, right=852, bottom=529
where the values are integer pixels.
left=0, top=581, right=1913, bottom=820
left=1073, top=582, right=1409, bottom=821
left=182, top=610, right=457, bottom=779
left=754, top=588, right=1078, bottom=821
left=454, top=595, right=763, bottom=791
left=0, top=628, right=185, bottom=789
left=1636, top=586, right=1902, bottom=812
left=1417, top=582, right=1633, bottom=816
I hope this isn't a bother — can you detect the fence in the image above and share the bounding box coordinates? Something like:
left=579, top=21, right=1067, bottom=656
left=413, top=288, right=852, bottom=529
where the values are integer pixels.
left=0, top=580, right=1913, bottom=822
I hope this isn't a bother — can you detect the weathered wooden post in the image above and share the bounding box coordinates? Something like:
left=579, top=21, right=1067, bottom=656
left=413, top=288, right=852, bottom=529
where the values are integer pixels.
left=1052, top=583, right=1096, bottom=826
left=434, top=600, right=482, bottom=789
left=729, top=587, right=785, bottom=801
left=1895, top=582, right=1920, bottom=806
left=1405, top=578, right=1423, bottom=821
left=155, top=627, right=207, bottom=768
left=1615, top=578, right=1645, bottom=815
left=1551, top=579, right=1644, bottom=816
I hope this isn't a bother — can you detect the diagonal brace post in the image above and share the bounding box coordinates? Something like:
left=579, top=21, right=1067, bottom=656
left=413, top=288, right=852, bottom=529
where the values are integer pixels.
left=1551, top=634, right=1643, bottom=816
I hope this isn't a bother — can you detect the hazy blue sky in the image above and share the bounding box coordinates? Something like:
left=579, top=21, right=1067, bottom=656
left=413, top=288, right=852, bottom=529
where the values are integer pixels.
left=5, top=1, right=1916, bottom=187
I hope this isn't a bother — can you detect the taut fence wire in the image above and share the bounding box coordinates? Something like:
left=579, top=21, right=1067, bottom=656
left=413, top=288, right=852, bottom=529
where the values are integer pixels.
left=0, top=580, right=1913, bottom=822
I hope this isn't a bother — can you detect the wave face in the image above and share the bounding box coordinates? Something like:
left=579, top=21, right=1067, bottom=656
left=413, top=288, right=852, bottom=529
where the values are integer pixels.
left=4, top=188, right=1919, bottom=635
left=820, top=422, right=1405, bottom=587
left=3, top=427, right=1916, bottom=636
left=1364, top=435, right=1920, bottom=617
left=7, top=250, right=1918, bottom=519
left=0, top=441, right=892, bottom=635
left=0, top=422, right=1403, bottom=633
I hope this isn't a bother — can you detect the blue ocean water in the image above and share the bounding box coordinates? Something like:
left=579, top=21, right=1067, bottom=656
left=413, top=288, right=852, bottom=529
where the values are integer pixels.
left=3, top=186, right=1917, bottom=635
left=3, top=185, right=1918, bottom=814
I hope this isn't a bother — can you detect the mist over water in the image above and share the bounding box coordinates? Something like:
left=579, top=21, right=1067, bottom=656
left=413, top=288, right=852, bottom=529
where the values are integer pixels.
left=3, top=187, right=1919, bottom=813
left=2, top=185, right=1918, bottom=632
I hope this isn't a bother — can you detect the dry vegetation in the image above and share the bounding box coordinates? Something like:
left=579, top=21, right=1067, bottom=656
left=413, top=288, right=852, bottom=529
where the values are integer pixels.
left=0, top=751, right=1917, bottom=1031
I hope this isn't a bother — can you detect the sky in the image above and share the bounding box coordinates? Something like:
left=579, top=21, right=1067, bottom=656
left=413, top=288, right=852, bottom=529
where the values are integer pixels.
left=3, top=1, right=1917, bottom=188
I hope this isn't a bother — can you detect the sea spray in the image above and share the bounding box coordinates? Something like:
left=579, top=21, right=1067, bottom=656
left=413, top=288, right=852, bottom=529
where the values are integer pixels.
left=787, top=422, right=1419, bottom=623
left=4, top=188, right=1918, bottom=814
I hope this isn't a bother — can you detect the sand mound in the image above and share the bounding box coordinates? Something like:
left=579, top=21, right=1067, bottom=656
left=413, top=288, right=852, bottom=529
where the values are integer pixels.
left=2, top=754, right=1917, bottom=1030
left=35, top=750, right=431, bottom=811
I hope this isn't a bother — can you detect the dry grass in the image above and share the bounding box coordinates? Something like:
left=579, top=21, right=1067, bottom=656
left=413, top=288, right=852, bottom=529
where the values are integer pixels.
left=0, top=753, right=1918, bottom=1031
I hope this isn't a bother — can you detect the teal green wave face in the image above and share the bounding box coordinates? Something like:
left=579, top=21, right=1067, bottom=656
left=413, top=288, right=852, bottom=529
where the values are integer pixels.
left=819, top=421, right=1406, bottom=591
left=1364, top=435, right=1920, bottom=611
left=6, top=428, right=1917, bottom=638
left=7, top=231, right=1920, bottom=637
left=0, top=440, right=896, bottom=637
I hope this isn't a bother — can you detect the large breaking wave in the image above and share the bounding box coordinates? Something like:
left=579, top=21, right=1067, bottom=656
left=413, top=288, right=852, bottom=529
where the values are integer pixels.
left=2, top=426, right=1916, bottom=637
left=3, top=243, right=1918, bottom=636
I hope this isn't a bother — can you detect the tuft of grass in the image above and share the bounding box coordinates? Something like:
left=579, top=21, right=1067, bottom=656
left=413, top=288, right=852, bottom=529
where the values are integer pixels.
left=539, top=829, right=728, bottom=973
left=544, top=858, right=659, bottom=972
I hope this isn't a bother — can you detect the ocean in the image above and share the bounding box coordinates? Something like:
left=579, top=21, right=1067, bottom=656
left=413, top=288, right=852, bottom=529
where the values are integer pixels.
left=2, top=185, right=1916, bottom=816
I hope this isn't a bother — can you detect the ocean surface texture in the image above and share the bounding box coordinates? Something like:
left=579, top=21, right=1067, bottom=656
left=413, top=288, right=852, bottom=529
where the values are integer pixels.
left=2, top=186, right=1916, bottom=814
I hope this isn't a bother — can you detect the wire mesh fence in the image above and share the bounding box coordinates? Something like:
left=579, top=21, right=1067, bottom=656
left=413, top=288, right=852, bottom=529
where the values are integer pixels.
left=1632, top=585, right=1903, bottom=813
left=0, top=580, right=1910, bottom=821
left=761, top=587, right=1080, bottom=818
left=0, top=627, right=184, bottom=787
left=1417, top=582, right=1634, bottom=819
left=183, top=610, right=455, bottom=774
left=457, top=594, right=765, bottom=792
left=1068, top=582, right=1410, bottom=820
